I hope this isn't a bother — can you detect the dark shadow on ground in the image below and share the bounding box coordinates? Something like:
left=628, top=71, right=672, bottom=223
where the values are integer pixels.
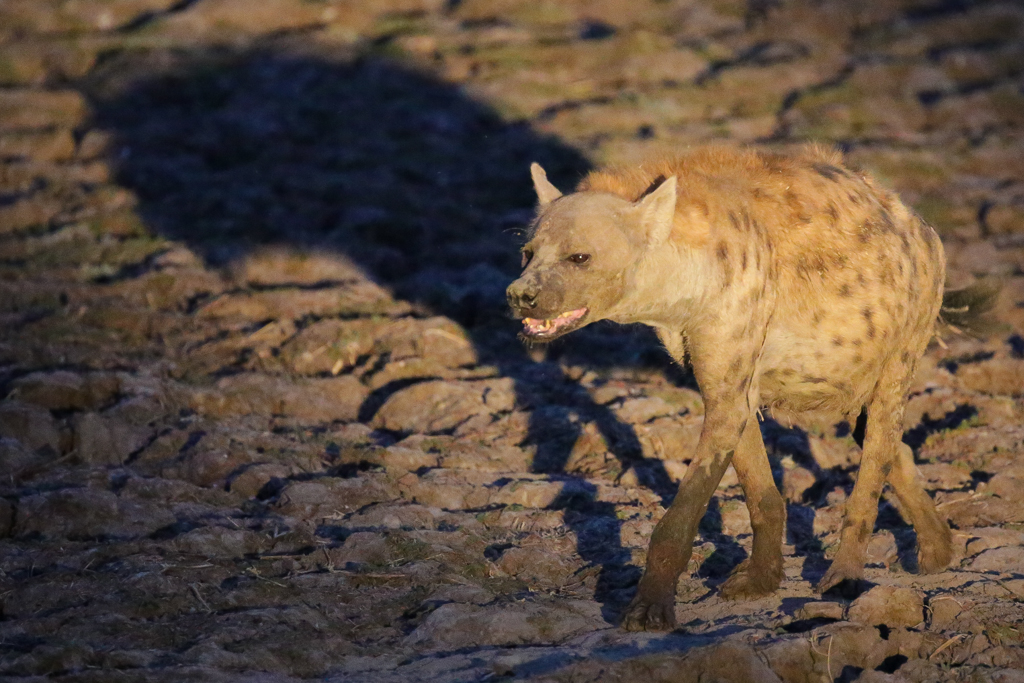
left=81, top=41, right=679, bottom=622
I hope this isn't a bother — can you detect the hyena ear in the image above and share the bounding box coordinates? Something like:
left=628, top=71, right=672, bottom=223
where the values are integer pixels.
left=530, top=162, right=563, bottom=207
left=636, top=176, right=677, bottom=246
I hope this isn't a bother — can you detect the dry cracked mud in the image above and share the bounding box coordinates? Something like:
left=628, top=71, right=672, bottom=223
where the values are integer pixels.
left=2, top=1, right=1024, bottom=681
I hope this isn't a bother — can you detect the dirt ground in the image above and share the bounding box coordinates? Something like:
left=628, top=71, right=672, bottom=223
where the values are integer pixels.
left=2, top=0, right=1024, bottom=681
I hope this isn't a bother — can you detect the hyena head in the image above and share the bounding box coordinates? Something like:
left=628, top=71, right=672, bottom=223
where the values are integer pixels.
left=507, top=163, right=677, bottom=341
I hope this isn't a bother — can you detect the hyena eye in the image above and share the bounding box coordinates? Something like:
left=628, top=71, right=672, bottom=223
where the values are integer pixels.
left=568, top=253, right=590, bottom=265
left=521, top=249, right=534, bottom=268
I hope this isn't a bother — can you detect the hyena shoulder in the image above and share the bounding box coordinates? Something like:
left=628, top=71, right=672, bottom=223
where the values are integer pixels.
left=577, top=144, right=866, bottom=253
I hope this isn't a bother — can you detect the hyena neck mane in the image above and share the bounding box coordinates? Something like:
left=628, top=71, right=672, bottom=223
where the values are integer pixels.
left=578, top=152, right=782, bottom=328
left=609, top=242, right=713, bottom=328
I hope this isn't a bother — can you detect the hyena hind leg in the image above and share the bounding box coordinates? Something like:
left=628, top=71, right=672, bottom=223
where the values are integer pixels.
left=817, top=380, right=907, bottom=593
left=719, top=418, right=785, bottom=600
left=887, top=442, right=953, bottom=574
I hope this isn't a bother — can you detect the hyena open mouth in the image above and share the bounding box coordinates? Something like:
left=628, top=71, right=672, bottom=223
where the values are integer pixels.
left=521, top=307, right=588, bottom=340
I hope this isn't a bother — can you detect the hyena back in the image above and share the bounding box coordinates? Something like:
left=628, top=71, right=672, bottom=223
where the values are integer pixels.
left=507, top=145, right=956, bottom=632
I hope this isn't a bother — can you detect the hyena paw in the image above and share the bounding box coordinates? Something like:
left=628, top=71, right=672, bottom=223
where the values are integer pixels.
left=719, top=558, right=783, bottom=600
left=815, top=561, right=863, bottom=594
left=620, top=594, right=676, bottom=632
left=918, top=533, right=953, bottom=574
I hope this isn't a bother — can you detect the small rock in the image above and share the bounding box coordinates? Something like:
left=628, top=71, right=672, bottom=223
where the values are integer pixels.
left=0, top=435, right=54, bottom=475
left=866, top=530, right=899, bottom=567
left=613, top=396, right=678, bottom=424
left=970, top=546, right=1024, bottom=573
left=398, top=469, right=492, bottom=510
left=783, top=464, right=817, bottom=502
left=795, top=601, right=845, bottom=621
left=853, top=672, right=901, bottom=683
left=119, top=475, right=234, bottom=507
left=636, top=416, right=703, bottom=462
left=942, top=495, right=1024, bottom=528
left=189, top=373, right=367, bottom=423
left=15, top=488, right=174, bottom=539
left=848, top=585, right=925, bottom=628
left=366, top=358, right=457, bottom=389
left=489, top=479, right=566, bottom=509
left=10, top=370, right=121, bottom=411
left=809, top=434, right=859, bottom=469
left=405, top=601, right=601, bottom=650
left=983, top=464, right=1024, bottom=500
left=956, top=358, right=1024, bottom=396
left=156, top=0, right=337, bottom=36
left=415, top=319, right=477, bottom=368
left=928, top=595, right=963, bottom=630
left=331, top=531, right=389, bottom=566
left=916, top=462, right=973, bottom=490
left=812, top=503, right=845, bottom=538
left=173, top=526, right=266, bottom=558
left=662, top=459, right=689, bottom=482
left=331, top=529, right=460, bottom=570
left=197, top=283, right=406, bottom=321
left=719, top=500, right=752, bottom=536
left=695, top=641, right=784, bottom=683
left=620, top=516, right=657, bottom=548
left=0, top=401, right=61, bottom=453
left=231, top=248, right=365, bottom=286
left=0, top=195, right=63, bottom=234
left=482, top=508, right=565, bottom=533
left=73, top=411, right=153, bottom=466
left=437, top=441, right=530, bottom=472
left=988, top=670, right=1024, bottom=683
left=496, top=536, right=581, bottom=588
left=344, top=503, right=440, bottom=530
left=372, top=379, right=515, bottom=434
left=0, top=129, right=76, bottom=162
left=378, top=446, right=439, bottom=475
left=425, top=584, right=495, bottom=606
left=275, top=475, right=398, bottom=520
left=965, top=527, right=1024, bottom=556
left=281, top=319, right=378, bottom=375
left=820, top=622, right=891, bottom=673
left=590, top=382, right=630, bottom=405
left=283, top=316, right=476, bottom=376
left=0, top=41, right=95, bottom=86
left=181, top=447, right=250, bottom=488
left=0, top=89, right=87, bottom=131
left=228, top=463, right=291, bottom=498
left=763, top=638, right=819, bottom=683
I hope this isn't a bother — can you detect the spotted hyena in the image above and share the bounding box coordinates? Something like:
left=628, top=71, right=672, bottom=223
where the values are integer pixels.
left=506, top=145, right=981, bottom=632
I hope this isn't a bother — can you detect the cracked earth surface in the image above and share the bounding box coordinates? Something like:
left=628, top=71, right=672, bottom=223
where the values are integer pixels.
left=3, top=0, right=1024, bottom=681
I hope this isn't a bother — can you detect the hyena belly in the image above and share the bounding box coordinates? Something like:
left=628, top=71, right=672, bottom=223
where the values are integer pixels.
left=758, top=189, right=945, bottom=425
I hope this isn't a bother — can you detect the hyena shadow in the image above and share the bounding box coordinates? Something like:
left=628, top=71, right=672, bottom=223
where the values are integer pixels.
left=84, top=43, right=684, bottom=620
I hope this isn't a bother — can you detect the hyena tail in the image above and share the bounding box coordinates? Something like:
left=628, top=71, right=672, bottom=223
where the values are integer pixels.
left=939, top=279, right=1003, bottom=338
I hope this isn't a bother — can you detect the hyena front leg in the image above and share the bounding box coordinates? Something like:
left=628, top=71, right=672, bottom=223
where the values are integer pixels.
left=719, top=417, right=785, bottom=600
left=816, top=365, right=910, bottom=593
left=620, top=409, right=744, bottom=631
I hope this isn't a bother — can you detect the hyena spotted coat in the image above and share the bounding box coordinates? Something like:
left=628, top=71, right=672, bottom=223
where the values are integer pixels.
left=506, top=145, right=960, bottom=632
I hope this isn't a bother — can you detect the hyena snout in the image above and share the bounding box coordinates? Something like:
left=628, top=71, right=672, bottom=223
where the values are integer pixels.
left=506, top=279, right=540, bottom=313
